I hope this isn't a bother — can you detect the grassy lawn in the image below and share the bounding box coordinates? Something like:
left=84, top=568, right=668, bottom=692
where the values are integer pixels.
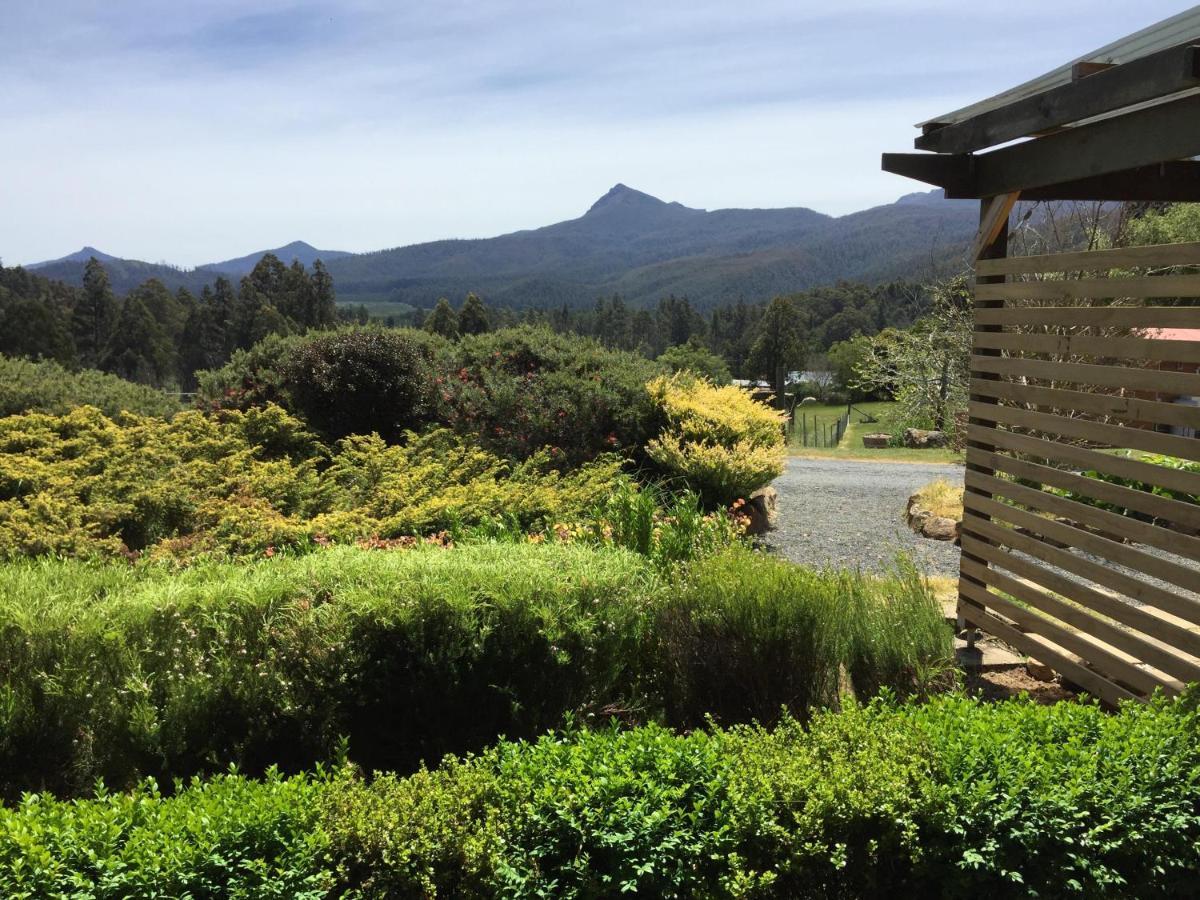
left=787, top=400, right=964, bottom=464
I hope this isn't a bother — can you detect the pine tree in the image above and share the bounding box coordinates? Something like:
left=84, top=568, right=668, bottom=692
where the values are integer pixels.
left=424, top=298, right=459, bottom=338
left=102, top=296, right=174, bottom=384
left=458, top=292, right=490, bottom=335
left=746, top=296, right=807, bottom=383
left=71, top=257, right=118, bottom=368
left=309, top=260, right=337, bottom=327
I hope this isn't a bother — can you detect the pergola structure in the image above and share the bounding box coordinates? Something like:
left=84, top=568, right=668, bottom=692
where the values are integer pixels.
left=882, top=9, right=1200, bottom=704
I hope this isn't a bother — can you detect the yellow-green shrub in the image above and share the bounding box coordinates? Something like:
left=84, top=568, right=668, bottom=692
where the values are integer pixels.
left=645, top=374, right=786, bottom=504
left=0, top=404, right=624, bottom=560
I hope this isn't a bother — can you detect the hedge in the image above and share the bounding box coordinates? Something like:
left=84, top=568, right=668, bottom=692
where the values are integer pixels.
left=0, top=544, right=949, bottom=799
left=3, top=693, right=1198, bottom=897
left=0, top=354, right=181, bottom=419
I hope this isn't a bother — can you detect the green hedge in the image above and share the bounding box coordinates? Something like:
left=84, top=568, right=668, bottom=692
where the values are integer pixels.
left=0, top=545, right=949, bottom=799
left=4, top=694, right=1198, bottom=897
left=0, top=354, right=181, bottom=419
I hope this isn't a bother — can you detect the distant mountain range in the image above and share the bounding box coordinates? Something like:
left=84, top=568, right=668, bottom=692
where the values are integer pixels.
left=20, top=186, right=977, bottom=309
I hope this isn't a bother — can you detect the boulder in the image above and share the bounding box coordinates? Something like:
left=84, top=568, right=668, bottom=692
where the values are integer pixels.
left=862, top=432, right=891, bottom=449
left=902, top=428, right=948, bottom=449
left=744, top=486, right=778, bottom=535
left=921, top=516, right=960, bottom=542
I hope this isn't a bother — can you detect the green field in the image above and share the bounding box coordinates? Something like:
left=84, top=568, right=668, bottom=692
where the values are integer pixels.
left=336, top=299, right=415, bottom=321
left=787, top=400, right=963, bottom=464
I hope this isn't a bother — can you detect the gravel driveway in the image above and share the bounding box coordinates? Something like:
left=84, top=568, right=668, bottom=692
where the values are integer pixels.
left=767, top=457, right=963, bottom=577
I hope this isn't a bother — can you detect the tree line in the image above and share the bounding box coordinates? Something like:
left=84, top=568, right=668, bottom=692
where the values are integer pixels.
left=2, top=252, right=933, bottom=389
left=1, top=254, right=341, bottom=389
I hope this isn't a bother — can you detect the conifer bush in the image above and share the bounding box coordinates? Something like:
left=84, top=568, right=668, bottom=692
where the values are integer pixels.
left=645, top=374, right=786, bottom=504
left=0, top=404, right=623, bottom=560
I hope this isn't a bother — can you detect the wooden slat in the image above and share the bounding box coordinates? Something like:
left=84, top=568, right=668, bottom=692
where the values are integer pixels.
left=968, top=354, right=1200, bottom=397
left=967, top=446, right=1200, bottom=531
left=956, top=600, right=1137, bottom=706
left=915, top=44, right=1200, bottom=155
left=961, top=535, right=1200, bottom=671
left=970, top=330, right=1200, bottom=365
left=959, top=561, right=1179, bottom=695
left=963, top=477, right=1200, bottom=597
left=965, top=424, right=1200, bottom=498
left=975, top=275, right=1200, bottom=302
left=966, top=399, right=1200, bottom=463
left=975, top=241, right=1200, bottom=276
left=974, top=306, right=1200, bottom=328
left=961, top=513, right=1200, bottom=630
left=966, top=468, right=1200, bottom=567
left=968, top=379, right=1200, bottom=431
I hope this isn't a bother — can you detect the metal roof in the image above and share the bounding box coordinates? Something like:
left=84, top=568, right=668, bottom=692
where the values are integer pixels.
left=919, top=6, right=1200, bottom=128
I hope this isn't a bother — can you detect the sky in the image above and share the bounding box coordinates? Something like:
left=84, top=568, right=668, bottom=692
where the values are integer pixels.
left=1, top=1, right=1192, bottom=267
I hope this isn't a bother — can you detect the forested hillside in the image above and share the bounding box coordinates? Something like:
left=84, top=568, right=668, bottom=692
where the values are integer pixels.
left=21, top=186, right=976, bottom=308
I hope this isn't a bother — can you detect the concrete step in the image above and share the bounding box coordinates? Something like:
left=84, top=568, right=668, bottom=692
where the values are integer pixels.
left=955, top=637, right=1024, bottom=669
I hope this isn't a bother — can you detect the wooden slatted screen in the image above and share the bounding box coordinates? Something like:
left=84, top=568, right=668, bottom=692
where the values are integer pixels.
left=961, top=240, right=1200, bottom=705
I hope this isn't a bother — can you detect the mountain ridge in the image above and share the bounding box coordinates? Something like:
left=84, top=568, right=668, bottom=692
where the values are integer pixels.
left=18, top=186, right=975, bottom=308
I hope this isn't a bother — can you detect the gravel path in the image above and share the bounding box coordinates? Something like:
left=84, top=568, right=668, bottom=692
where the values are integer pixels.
left=767, top=457, right=964, bottom=577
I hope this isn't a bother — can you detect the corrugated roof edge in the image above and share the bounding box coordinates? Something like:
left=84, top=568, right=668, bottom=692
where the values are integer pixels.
left=918, top=6, right=1200, bottom=129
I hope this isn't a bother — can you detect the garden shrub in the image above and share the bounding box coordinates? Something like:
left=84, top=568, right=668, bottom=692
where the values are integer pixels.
left=197, top=325, right=662, bottom=466
left=0, top=771, right=332, bottom=899
left=0, top=544, right=657, bottom=797
left=280, top=328, right=449, bottom=441
left=0, top=405, right=623, bottom=560
left=646, top=374, right=786, bottom=505
left=0, top=544, right=953, bottom=799
left=656, top=549, right=952, bottom=725
left=321, top=690, right=1200, bottom=897
left=443, top=326, right=662, bottom=465
left=193, top=329, right=311, bottom=411
left=8, top=692, right=1197, bottom=897
left=0, top=354, right=181, bottom=419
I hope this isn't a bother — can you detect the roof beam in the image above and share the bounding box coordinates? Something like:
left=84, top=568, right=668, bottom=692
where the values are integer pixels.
left=967, top=89, right=1200, bottom=196
left=881, top=155, right=1200, bottom=202
left=880, top=152, right=973, bottom=192
left=976, top=161, right=1200, bottom=201
left=915, top=43, right=1200, bottom=154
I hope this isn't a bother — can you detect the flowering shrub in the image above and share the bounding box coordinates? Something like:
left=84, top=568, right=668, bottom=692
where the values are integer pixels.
left=0, top=404, right=623, bottom=560
left=441, top=327, right=661, bottom=465
left=196, top=326, right=661, bottom=465
left=645, top=374, right=786, bottom=504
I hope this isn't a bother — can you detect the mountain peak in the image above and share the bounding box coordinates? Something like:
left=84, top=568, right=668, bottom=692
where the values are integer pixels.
left=585, top=183, right=673, bottom=217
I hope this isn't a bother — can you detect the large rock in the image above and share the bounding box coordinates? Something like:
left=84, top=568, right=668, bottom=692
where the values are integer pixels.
left=921, top=516, right=960, bottom=542
left=905, top=493, right=960, bottom=543
left=902, top=428, right=948, bottom=449
left=862, top=432, right=891, bottom=449
left=744, top=486, right=778, bottom=535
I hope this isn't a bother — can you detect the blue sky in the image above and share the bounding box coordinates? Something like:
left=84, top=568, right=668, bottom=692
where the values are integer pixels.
left=0, top=1, right=1190, bottom=266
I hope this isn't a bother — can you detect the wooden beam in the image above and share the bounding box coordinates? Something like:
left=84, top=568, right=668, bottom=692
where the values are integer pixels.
left=879, top=152, right=973, bottom=193
left=947, top=161, right=1200, bottom=202
left=1071, top=60, right=1117, bottom=81
left=916, top=43, right=1200, bottom=154
left=968, top=90, right=1200, bottom=197
left=971, top=192, right=1019, bottom=261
